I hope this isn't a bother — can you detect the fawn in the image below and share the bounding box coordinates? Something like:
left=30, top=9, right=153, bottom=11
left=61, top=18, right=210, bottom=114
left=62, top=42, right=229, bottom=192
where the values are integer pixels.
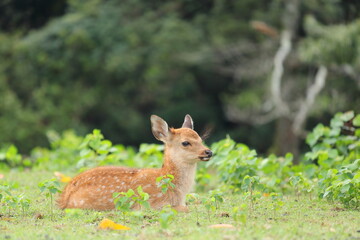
left=58, top=114, right=212, bottom=212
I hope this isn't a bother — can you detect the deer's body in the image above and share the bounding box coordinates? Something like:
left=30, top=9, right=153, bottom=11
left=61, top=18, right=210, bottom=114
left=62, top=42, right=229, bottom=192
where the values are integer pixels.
left=58, top=115, right=212, bottom=211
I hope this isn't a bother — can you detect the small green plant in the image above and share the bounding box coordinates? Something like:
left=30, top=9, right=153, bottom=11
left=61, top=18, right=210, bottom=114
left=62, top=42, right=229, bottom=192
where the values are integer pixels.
left=38, top=178, right=61, bottom=219
left=186, top=193, right=200, bottom=225
left=301, top=177, right=316, bottom=201
left=0, top=182, right=30, bottom=217
left=17, top=194, right=31, bottom=216
left=78, top=129, right=120, bottom=170
left=208, top=189, right=225, bottom=210
left=321, top=161, right=360, bottom=209
left=195, top=167, right=212, bottom=192
left=201, top=194, right=219, bottom=222
left=2, top=194, right=18, bottom=216
left=158, top=205, right=178, bottom=229
left=113, top=186, right=150, bottom=221
left=269, top=192, right=284, bottom=219
left=135, top=186, right=151, bottom=209
left=289, top=174, right=304, bottom=201
left=209, top=138, right=293, bottom=193
left=289, top=173, right=315, bottom=201
left=113, top=189, right=136, bottom=221
left=134, top=144, right=163, bottom=168
left=306, top=111, right=360, bottom=209
left=232, top=203, right=247, bottom=225
left=0, top=145, right=25, bottom=169
left=305, top=111, right=360, bottom=168
left=241, top=175, right=261, bottom=212
left=156, top=174, right=175, bottom=194
left=209, top=138, right=258, bottom=191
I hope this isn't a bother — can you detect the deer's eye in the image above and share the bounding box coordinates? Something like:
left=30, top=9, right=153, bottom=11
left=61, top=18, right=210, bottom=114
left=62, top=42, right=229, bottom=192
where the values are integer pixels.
left=182, top=141, right=191, bottom=147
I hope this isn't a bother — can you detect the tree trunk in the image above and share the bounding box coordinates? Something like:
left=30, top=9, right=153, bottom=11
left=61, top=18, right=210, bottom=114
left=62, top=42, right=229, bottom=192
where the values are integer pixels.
left=273, top=117, right=300, bottom=163
left=271, top=0, right=301, bottom=163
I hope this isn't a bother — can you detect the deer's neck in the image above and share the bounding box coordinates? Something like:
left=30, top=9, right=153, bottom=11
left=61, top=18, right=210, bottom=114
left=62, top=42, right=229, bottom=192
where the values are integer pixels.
left=161, top=150, right=197, bottom=195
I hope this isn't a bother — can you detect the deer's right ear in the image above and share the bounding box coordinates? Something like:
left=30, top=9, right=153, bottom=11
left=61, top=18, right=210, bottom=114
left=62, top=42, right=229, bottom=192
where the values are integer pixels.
left=151, top=115, right=170, bottom=142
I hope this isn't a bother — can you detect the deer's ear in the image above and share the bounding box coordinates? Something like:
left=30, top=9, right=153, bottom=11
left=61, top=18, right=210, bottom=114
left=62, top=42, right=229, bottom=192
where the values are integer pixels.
left=182, top=114, right=194, bottom=130
left=151, top=115, right=170, bottom=142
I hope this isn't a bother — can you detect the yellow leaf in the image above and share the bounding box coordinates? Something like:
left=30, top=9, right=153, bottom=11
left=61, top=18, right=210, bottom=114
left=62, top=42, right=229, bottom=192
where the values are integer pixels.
left=98, top=218, right=131, bottom=230
left=263, top=193, right=270, bottom=197
left=208, top=224, right=235, bottom=229
left=54, top=171, right=72, bottom=183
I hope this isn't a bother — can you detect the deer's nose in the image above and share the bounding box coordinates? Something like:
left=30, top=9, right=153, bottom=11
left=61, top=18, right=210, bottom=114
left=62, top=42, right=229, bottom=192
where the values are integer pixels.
left=205, top=149, right=213, bottom=157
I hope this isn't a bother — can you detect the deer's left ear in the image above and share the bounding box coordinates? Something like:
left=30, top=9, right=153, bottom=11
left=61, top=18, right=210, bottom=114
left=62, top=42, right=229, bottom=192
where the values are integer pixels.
left=182, top=114, right=194, bottom=129
left=151, top=115, right=170, bottom=142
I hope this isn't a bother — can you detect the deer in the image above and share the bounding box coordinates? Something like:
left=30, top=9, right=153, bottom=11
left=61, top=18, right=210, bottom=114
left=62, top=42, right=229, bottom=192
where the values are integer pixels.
left=58, top=114, right=212, bottom=212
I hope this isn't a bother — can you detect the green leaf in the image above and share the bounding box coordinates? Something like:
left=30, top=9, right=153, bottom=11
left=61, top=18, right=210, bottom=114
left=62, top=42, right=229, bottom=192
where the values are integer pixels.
left=6, top=145, right=18, bottom=159
left=340, top=183, right=350, bottom=193
left=329, top=127, right=341, bottom=137
left=353, top=114, right=360, bottom=127
left=318, top=151, right=328, bottom=162
left=285, top=153, right=293, bottom=162
left=340, top=111, right=354, bottom=122
left=330, top=117, right=343, bottom=128
left=141, top=201, right=150, bottom=209
left=355, top=129, right=360, bottom=137
left=306, top=133, right=317, bottom=147
left=126, top=189, right=135, bottom=197
left=49, top=188, right=60, bottom=194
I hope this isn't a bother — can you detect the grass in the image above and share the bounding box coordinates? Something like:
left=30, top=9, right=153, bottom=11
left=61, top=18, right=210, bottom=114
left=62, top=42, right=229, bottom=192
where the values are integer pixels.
left=1, top=170, right=360, bottom=240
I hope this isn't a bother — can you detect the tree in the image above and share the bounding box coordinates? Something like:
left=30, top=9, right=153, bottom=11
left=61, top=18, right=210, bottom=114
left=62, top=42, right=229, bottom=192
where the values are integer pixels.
left=0, top=0, right=230, bottom=151
left=201, top=0, right=360, bottom=161
left=0, top=0, right=358, bottom=157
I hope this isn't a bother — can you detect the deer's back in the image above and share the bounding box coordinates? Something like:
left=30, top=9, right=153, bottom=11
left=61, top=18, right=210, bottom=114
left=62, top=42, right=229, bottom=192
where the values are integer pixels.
left=58, top=166, right=146, bottom=210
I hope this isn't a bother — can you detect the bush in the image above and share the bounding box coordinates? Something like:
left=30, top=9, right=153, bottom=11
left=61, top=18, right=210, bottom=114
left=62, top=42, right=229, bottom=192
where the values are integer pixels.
left=1, top=111, right=359, bottom=209
left=306, top=111, right=360, bottom=209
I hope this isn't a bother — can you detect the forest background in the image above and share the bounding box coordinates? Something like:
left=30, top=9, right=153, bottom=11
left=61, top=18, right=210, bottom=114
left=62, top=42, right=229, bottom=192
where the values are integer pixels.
left=1, top=0, right=359, bottom=160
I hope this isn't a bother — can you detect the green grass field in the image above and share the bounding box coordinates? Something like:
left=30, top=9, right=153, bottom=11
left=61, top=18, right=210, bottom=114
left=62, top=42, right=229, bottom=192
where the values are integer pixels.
left=1, top=170, right=359, bottom=240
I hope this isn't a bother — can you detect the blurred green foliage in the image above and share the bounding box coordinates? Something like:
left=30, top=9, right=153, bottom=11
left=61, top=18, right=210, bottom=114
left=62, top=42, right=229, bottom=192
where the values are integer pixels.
left=1, top=111, right=359, bottom=208
left=305, top=111, right=360, bottom=208
left=0, top=0, right=243, bottom=151
left=300, top=16, right=360, bottom=67
left=0, top=0, right=359, bottom=154
left=206, top=111, right=359, bottom=209
left=0, top=181, right=31, bottom=216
